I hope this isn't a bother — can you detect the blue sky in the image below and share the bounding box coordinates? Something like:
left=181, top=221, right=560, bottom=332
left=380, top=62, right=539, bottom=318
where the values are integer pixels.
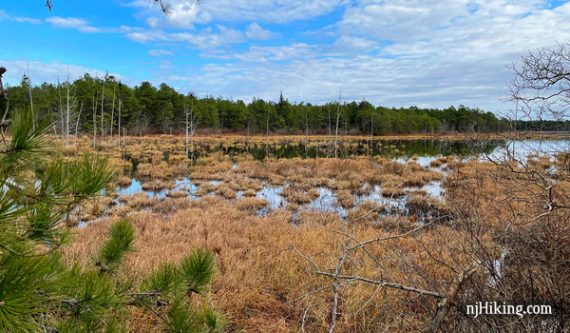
left=1, top=0, right=569, bottom=114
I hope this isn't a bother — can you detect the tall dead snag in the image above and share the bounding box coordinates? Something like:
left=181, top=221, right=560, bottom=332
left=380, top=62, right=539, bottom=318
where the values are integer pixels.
left=118, top=98, right=122, bottom=148
left=334, top=90, right=343, bottom=158
left=184, top=97, right=196, bottom=163
left=74, top=102, right=83, bottom=148
left=57, top=79, right=64, bottom=138
left=25, top=64, right=35, bottom=131
left=65, top=69, right=71, bottom=146
left=304, top=105, right=309, bottom=157
left=100, top=80, right=105, bottom=141
left=109, top=76, right=116, bottom=140
left=265, top=103, right=270, bottom=160
left=92, top=91, right=97, bottom=149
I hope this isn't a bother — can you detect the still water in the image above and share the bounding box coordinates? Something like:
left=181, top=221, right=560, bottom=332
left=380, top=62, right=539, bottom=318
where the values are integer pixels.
left=185, top=138, right=570, bottom=161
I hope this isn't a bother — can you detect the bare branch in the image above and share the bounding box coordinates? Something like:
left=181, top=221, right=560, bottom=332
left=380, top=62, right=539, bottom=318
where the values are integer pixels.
left=315, top=271, right=445, bottom=299
left=348, top=215, right=449, bottom=251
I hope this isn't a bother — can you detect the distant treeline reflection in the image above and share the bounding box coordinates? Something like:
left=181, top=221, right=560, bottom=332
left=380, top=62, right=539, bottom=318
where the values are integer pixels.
left=190, top=139, right=505, bottom=160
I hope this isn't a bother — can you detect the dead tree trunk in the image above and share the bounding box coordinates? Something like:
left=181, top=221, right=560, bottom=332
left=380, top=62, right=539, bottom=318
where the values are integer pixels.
left=265, top=105, right=270, bottom=159
left=92, top=92, right=97, bottom=149
left=118, top=99, right=122, bottom=148
left=185, top=103, right=189, bottom=158
left=334, top=91, right=342, bottom=158
left=58, top=81, right=64, bottom=139
left=74, top=102, right=83, bottom=148
left=100, top=83, right=104, bottom=142
left=184, top=99, right=196, bottom=163
left=26, top=64, right=35, bottom=131
left=304, top=106, right=309, bottom=157
left=65, top=71, right=70, bottom=146
left=110, top=83, right=116, bottom=140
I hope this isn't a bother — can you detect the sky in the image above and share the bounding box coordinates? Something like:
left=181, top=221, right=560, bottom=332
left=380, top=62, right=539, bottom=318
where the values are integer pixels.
left=0, top=0, right=569, bottom=114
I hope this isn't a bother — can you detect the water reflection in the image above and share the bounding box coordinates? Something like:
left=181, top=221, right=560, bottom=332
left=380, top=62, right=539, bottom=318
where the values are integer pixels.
left=117, top=177, right=198, bottom=200
left=213, top=139, right=504, bottom=160
left=306, top=187, right=348, bottom=219
left=488, top=139, right=570, bottom=162
left=123, top=138, right=570, bottom=163
left=355, top=184, right=408, bottom=214
left=256, top=185, right=286, bottom=216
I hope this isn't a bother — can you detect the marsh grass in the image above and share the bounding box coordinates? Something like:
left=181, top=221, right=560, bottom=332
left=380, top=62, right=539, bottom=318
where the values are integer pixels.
left=141, top=179, right=174, bottom=191
left=235, top=197, right=269, bottom=212
left=65, top=196, right=484, bottom=332
left=58, top=134, right=569, bottom=332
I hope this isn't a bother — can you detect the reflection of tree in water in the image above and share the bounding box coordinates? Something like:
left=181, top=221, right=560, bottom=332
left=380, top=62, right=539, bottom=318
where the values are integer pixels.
left=184, top=139, right=507, bottom=160
left=219, top=139, right=505, bottom=160
left=153, top=139, right=513, bottom=161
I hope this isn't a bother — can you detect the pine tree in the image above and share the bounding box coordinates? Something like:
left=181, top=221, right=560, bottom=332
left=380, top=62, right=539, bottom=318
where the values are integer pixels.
left=0, top=69, right=224, bottom=332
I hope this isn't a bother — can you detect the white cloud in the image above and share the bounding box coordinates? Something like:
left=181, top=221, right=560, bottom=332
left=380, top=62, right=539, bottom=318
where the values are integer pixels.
left=125, top=25, right=245, bottom=49
left=46, top=16, right=101, bottom=33
left=0, top=60, right=124, bottom=86
left=198, top=0, right=346, bottom=23
left=164, top=0, right=211, bottom=28
left=129, top=0, right=346, bottom=26
left=332, top=36, right=379, bottom=52
left=182, top=54, right=505, bottom=110
left=149, top=49, right=173, bottom=56
left=146, top=17, right=160, bottom=28
left=7, top=0, right=570, bottom=113
left=244, top=23, right=277, bottom=40
left=164, top=1, right=570, bottom=111
left=128, top=0, right=211, bottom=28
left=125, top=30, right=159, bottom=42
left=206, top=43, right=321, bottom=62
left=0, top=10, right=41, bottom=24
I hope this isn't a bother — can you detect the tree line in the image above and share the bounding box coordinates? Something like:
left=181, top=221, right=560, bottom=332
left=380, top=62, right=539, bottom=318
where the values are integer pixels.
left=6, top=73, right=514, bottom=137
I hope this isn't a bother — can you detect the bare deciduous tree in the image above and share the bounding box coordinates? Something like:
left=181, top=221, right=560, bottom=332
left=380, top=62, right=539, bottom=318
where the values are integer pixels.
left=508, top=42, right=570, bottom=121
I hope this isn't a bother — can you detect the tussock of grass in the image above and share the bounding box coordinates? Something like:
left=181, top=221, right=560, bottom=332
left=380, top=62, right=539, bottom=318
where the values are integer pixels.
left=336, top=190, right=355, bottom=208
left=235, top=197, right=268, bottom=212
left=119, top=193, right=160, bottom=209
left=282, top=185, right=313, bottom=204
left=216, top=184, right=236, bottom=199
left=195, top=183, right=218, bottom=197
left=117, top=176, right=132, bottom=187
left=167, top=190, right=189, bottom=198
left=141, top=179, right=173, bottom=191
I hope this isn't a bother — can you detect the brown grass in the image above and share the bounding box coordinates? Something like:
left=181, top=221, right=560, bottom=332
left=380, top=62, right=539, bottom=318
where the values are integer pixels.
left=58, top=135, right=563, bottom=332
left=235, top=197, right=269, bottom=212
left=65, top=193, right=488, bottom=332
